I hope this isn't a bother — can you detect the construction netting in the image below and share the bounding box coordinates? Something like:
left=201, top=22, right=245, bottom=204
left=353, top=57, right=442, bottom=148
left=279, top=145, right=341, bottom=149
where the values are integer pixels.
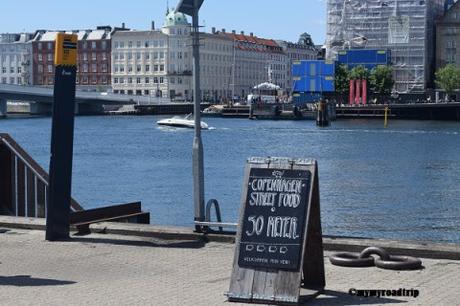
left=326, top=0, right=445, bottom=93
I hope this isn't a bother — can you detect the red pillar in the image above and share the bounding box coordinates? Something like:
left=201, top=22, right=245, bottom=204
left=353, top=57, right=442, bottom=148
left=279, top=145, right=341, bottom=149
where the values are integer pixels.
left=355, top=79, right=361, bottom=105
left=362, top=79, right=367, bottom=105
left=349, top=80, right=355, bottom=105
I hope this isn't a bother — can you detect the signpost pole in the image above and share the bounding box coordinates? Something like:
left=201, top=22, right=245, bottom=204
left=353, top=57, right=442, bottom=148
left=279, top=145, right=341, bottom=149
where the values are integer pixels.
left=177, top=0, right=206, bottom=231
left=191, top=0, right=205, bottom=231
left=45, top=33, right=78, bottom=241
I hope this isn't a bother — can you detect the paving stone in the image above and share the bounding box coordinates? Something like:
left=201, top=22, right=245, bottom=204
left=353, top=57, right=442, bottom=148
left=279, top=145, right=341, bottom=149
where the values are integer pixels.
left=0, top=229, right=459, bottom=305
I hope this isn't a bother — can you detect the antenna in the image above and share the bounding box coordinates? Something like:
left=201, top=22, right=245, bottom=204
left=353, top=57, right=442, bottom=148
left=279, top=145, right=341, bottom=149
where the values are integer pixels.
left=166, top=0, right=170, bottom=14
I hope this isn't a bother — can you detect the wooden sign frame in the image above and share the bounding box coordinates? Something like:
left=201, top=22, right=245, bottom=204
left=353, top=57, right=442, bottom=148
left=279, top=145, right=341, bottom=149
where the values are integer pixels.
left=227, top=157, right=325, bottom=304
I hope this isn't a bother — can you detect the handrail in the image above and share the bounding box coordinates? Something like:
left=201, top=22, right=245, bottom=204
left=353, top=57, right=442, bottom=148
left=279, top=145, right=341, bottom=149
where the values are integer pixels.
left=0, top=133, right=83, bottom=212
left=0, top=137, right=48, bottom=185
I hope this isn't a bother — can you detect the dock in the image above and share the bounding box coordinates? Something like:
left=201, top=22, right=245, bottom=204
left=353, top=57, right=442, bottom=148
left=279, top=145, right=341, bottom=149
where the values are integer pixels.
left=337, top=102, right=460, bottom=120
left=0, top=219, right=459, bottom=305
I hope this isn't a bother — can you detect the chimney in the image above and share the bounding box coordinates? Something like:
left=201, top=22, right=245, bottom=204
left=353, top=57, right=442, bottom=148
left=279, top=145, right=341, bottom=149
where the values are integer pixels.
left=122, top=22, right=126, bottom=29
left=232, top=30, right=236, bottom=34
left=241, top=31, right=244, bottom=35
left=151, top=21, right=155, bottom=30
left=222, top=28, right=226, bottom=33
left=250, top=32, right=254, bottom=37
left=212, top=27, right=216, bottom=34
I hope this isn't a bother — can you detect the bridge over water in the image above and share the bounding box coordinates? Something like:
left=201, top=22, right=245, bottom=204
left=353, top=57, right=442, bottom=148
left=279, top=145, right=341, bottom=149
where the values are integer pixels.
left=0, top=84, right=168, bottom=116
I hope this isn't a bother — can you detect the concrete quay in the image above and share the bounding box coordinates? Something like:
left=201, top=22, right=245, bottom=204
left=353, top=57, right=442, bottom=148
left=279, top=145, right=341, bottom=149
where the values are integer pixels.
left=0, top=219, right=459, bottom=305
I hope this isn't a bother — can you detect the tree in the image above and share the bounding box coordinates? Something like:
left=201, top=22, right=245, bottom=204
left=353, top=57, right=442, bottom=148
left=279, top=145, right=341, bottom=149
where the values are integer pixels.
left=349, top=65, right=370, bottom=80
left=435, top=64, right=460, bottom=100
left=370, top=66, right=395, bottom=103
left=334, top=64, right=350, bottom=103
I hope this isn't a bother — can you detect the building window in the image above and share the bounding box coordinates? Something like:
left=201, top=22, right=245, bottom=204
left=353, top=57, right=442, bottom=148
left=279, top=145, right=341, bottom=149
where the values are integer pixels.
left=154, top=77, right=158, bottom=83
left=159, top=77, right=164, bottom=84
left=38, top=43, right=43, bottom=50
left=92, top=41, right=97, bottom=49
left=120, top=42, right=125, bottom=48
left=137, top=65, right=141, bottom=72
left=154, top=64, right=159, bottom=71
left=145, top=77, right=150, bottom=84
left=102, top=76, right=107, bottom=84
left=128, top=65, right=133, bottom=73
left=114, top=77, right=119, bottom=84
left=92, top=53, right=97, bottom=61
left=47, top=42, right=52, bottom=50
left=128, top=77, right=133, bottom=84
left=114, top=41, right=119, bottom=49
left=145, top=41, right=149, bottom=48
left=154, top=52, right=159, bottom=59
left=145, top=65, right=150, bottom=72
left=128, top=41, right=133, bottom=48
left=10, top=67, right=14, bottom=74
left=92, top=76, right=97, bottom=84
left=136, top=77, right=141, bottom=84
left=146, top=53, right=150, bottom=60
left=160, top=64, right=164, bottom=72
left=170, top=77, right=175, bottom=84
left=92, top=63, right=97, bottom=73
left=83, top=64, right=88, bottom=72
left=47, top=65, right=53, bottom=73
left=128, top=53, right=133, bottom=60
left=102, top=53, right=107, bottom=61
left=83, top=53, right=88, bottom=61
left=47, top=54, right=53, bottom=61
left=17, top=67, right=21, bottom=73
left=136, top=52, right=141, bottom=60
left=102, top=63, right=108, bottom=73
left=38, top=65, right=43, bottom=73
left=102, top=41, right=107, bottom=50
left=137, top=41, right=141, bottom=48
left=38, top=54, right=43, bottom=62
left=83, top=42, right=88, bottom=49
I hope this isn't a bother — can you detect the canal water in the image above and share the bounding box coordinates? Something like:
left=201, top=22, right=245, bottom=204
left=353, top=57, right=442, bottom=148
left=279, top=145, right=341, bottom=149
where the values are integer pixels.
left=1, top=116, right=459, bottom=243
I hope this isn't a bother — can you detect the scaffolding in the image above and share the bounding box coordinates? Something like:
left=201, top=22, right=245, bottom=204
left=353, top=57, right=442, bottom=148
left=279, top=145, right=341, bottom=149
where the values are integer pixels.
left=326, top=0, right=445, bottom=93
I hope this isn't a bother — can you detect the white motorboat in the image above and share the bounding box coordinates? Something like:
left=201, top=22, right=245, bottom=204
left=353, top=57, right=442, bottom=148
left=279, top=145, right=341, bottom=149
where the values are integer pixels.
left=157, top=114, right=209, bottom=129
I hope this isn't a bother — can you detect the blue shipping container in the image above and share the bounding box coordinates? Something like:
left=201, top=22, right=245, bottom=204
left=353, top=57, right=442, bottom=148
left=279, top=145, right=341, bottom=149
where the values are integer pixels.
left=293, top=76, right=335, bottom=92
left=292, top=60, right=335, bottom=78
left=292, top=92, right=322, bottom=105
left=337, top=49, right=391, bottom=68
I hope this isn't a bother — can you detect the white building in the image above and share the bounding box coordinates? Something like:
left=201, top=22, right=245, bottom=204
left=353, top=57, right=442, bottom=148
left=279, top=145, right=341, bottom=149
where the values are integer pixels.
left=112, top=11, right=296, bottom=101
left=0, top=33, right=34, bottom=85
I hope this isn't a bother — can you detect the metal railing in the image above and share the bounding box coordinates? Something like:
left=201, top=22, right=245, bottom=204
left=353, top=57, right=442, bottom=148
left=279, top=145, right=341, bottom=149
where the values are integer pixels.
left=0, top=133, right=82, bottom=218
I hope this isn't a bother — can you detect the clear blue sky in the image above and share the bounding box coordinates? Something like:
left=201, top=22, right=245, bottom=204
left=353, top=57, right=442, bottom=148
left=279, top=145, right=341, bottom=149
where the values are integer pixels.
left=0, top=0, right=327, bottom=44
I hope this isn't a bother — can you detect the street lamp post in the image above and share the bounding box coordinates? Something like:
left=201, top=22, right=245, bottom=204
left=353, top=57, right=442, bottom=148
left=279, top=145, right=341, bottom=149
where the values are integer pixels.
left=177, top=0, right=206, bottom=231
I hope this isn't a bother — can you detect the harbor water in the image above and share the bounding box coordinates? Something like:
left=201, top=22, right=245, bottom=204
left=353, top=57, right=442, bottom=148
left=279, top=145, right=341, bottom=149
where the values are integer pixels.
left=1, top=116, right=459, bottom=243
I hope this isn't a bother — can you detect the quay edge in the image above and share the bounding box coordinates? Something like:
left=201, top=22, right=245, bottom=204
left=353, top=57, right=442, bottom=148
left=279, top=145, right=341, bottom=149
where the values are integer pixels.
left=0, top=216, right=459, bottom=260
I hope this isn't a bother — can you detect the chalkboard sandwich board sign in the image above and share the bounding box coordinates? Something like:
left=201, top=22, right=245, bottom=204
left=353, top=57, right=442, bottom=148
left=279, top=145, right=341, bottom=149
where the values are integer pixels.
left=227, top=157, right=325, bottom=305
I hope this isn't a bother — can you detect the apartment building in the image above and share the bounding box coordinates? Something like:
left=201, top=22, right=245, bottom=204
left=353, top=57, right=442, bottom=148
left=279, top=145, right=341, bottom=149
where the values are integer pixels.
left=0, top=33, right=34, bottom=85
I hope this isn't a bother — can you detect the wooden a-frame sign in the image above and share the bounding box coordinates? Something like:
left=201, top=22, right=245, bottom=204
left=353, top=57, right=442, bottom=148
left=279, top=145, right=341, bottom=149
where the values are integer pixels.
left=227, top=157, right=325, bottom=304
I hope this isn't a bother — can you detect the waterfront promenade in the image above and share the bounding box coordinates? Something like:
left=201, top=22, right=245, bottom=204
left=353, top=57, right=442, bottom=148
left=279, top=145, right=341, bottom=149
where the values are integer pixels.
left=1, top=225, right=459, bottom=305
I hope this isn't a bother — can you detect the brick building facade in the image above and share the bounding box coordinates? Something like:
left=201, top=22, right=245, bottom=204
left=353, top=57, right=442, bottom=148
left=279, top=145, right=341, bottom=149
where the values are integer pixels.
left=32, top=27, right=116, bottom=91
